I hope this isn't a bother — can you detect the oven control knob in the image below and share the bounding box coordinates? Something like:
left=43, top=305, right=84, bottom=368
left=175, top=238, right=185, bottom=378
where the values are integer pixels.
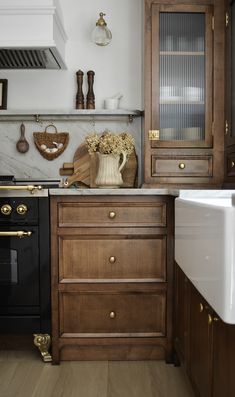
left=16, top=204, right=28, bottom=215
left=1, top=204, right=12, bottom=216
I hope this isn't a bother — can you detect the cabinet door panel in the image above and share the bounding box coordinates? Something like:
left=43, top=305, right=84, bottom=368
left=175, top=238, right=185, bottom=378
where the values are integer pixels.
left=59, top=236, right=166, bottom=282
left=189, top=285, right=212, bottom=397
left=60, top=291, right=166, bottom=337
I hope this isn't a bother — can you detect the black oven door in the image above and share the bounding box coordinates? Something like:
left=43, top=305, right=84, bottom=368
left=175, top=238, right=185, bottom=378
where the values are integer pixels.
left=0, top=226, right=39, bottom=309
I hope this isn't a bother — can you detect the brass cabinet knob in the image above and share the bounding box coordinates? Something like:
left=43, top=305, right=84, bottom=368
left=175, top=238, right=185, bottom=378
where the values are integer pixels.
left=179, top=163, right=186, bottom=170
left=213, top=316, right=220, bottom=322
left=231, top=161, right=235, bottom=168
left=109, top=311, right=116, bottom=319
left=109, top=256, right=116, bottom=264
left=109, top=211, right=116, bottom=219
left=1, top=204, right=12, bottom=216
left=208, top=314, right=213, bottom=325
left=199, top=303, right=204, bottom=313
left=16, top=204, right=28, bottom=215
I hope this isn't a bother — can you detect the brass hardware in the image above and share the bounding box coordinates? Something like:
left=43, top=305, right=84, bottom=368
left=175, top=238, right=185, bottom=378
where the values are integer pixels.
left=225, top=120, right=229, bottom=135
left=96, top=12, right=107, bottom=27
left=179, top=163, right=186, bottom=170
left=0, top=185, right=42, bottom=194
left=214, top=317, right=220, bottom=322
left=208, top=314, right=213, bottom=325
left=33, top=334, right=52, bottom=363
left=212, top=16, right=214, bottom=30
left=231, top=161, right=235, bottom=168
left=128, top=114, right=134, bottom=123
left=109, top=211, right=116, bottom=219
left=226, top=12, right=229, bottom=27
left=0, top=231, right=32, bottom=238
left=109, top=311, right=116, bottom=319
left=109, top=256, right=116, bottom=264
left=199, top=303, right=204, bottom=313
left=1, top=204, right=12, bottom=216
left=16, top=204, right=28, bottom=215
left=149, top=130, right=160, bottom=141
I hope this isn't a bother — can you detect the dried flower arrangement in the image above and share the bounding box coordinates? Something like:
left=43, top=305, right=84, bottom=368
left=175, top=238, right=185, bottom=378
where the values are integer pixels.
left=85, top=130, right=135, bottom=156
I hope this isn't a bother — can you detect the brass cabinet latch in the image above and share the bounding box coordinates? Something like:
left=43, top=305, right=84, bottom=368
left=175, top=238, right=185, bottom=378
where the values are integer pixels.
left=149, top=130, right=160, bottom=141
left=226, top=12, right=229, bottom=27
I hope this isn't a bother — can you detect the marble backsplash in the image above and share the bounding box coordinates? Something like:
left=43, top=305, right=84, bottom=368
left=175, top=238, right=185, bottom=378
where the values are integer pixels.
left=0, top=117, right=142, bottom=185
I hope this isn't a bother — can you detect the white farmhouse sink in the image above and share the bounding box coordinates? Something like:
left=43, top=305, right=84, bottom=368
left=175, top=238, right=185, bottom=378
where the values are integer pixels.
left=175, top=196, right=235, bottom=324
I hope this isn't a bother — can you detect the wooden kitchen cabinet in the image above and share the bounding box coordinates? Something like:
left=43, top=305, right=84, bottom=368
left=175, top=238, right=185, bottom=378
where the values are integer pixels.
left=188, top=285, right=213, bottom=397
left=224, top=0, right=235, bottom=186
left=144, top=0, right=226, bottom=187
left=174, top=263, right=235, bottom=397
left=51, top=195, right=175, bottom=363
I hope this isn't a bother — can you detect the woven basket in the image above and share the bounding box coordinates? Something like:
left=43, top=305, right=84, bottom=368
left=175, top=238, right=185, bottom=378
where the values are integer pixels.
left=33, top=124, right=69, bottom=161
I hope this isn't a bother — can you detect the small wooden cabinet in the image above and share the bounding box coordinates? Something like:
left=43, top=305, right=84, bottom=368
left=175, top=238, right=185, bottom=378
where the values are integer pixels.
left=174, top=263, right=235, bottom=397
left=51, top=195, right=175, bottom=363
left=144, top=0, right=226, bottom=187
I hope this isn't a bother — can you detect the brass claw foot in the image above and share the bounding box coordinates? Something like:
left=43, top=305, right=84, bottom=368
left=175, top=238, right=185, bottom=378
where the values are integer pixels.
left=33, top=334, right=52, bottom=362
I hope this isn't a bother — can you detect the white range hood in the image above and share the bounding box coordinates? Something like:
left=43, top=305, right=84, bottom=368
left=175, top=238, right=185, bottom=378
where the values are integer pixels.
left=0, top=0, right=67, bottom=69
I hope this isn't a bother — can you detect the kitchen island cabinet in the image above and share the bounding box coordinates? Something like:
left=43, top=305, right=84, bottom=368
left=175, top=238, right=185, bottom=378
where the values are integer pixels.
left=174, top=263, right=235, bottom=397
left=50, top=194, right=175, bottom=363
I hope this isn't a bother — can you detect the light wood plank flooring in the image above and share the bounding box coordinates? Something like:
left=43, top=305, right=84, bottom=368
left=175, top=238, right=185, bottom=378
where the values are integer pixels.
left=0, top=350, right=194, bottom=397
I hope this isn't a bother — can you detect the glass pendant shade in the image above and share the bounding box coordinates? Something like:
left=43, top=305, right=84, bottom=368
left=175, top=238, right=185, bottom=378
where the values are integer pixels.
left=91, top=12, right=112, bottom=46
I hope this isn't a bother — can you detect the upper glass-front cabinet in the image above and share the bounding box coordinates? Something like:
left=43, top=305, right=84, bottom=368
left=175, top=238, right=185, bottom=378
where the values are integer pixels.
left=151, top=5, right=213, bottom=147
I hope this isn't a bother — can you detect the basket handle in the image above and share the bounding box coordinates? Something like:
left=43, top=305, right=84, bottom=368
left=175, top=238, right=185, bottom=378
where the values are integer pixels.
left=44, top=124, right=58, bottom=133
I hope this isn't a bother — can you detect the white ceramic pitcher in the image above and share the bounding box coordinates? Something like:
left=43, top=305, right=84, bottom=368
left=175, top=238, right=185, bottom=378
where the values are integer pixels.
left=95, top=152, right=127, bottom=188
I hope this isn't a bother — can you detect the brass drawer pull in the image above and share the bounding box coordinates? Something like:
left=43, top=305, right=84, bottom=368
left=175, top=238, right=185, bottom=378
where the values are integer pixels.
left=231, top=161, right=235, bottom=168
left=199, top=303, right=204, bottom=313
left=16, top=204, right=28, bottom=215
left=179, top=163, right=186, bottom=170
left=109, top=211, right=116, bottom=219
left=0, top=231, right=32, bottom=238
left=109, top=311, right=116, bottom=319
left=109, top=256, right=116, bottom=264
left=1, top=204, right=12, bottom=216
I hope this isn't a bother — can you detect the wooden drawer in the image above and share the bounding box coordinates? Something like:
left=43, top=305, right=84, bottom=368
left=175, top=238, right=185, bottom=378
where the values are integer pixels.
left=60, top=290, right=166, bottom=337
left=59, top=235, right=166, bottom=282
left=152, top=155, right=213, bottom=177
left=58, top=201, right=166, bottom=227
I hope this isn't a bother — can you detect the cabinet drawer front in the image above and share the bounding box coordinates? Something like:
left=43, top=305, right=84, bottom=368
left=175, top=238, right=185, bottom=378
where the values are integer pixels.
left=60, top=291, right=166, bottom=337
left=152, top=155, right=213, bottom=177
left=59, top=236, right=166, bottom=282
left=58, top=202, right=166, bottom=227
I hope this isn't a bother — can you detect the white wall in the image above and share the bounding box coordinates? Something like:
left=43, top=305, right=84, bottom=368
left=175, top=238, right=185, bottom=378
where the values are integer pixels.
left=0, top=0, right=143, bottom=111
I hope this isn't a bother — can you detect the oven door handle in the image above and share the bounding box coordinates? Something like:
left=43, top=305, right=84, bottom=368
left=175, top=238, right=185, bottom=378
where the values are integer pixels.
left=0, top=185, right=42, bottom=194
left=0, top=231, right=32, bottom=238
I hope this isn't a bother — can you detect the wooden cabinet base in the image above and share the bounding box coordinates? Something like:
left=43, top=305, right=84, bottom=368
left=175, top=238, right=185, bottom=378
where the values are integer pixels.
left=51, top=196, right=174, bottom=364
left=53, top=339, right=168, bottom=363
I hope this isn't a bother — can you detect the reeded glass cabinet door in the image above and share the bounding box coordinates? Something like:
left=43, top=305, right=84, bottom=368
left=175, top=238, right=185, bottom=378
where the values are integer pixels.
left=151, top=5, right=213, bottom=147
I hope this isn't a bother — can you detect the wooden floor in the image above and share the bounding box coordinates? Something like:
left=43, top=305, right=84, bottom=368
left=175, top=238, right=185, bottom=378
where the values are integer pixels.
left=0, top=349, right=194, bottom=397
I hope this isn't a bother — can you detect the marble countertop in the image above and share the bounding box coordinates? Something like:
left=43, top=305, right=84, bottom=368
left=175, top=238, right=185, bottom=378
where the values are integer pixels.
left=49, top=188, right=235, bottom=197
left=49, top=188, right=179, bottom=196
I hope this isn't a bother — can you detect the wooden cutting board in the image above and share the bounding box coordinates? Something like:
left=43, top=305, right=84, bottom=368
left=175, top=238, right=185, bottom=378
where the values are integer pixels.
left=65, top=143, right=138, bottom=188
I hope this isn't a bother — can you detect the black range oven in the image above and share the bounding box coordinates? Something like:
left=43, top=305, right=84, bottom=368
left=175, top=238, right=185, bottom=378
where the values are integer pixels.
left=0, top=178, right=58, bottom=335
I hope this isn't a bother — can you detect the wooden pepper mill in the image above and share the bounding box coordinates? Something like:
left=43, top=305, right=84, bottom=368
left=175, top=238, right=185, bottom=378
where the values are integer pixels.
left=76, top=70, right=84, bottom=109
left=86, top=70, right=95, bottom=109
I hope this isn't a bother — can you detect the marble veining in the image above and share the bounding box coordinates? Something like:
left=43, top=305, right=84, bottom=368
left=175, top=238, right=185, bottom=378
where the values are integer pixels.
left=0, top=118, right=142, bottom=181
